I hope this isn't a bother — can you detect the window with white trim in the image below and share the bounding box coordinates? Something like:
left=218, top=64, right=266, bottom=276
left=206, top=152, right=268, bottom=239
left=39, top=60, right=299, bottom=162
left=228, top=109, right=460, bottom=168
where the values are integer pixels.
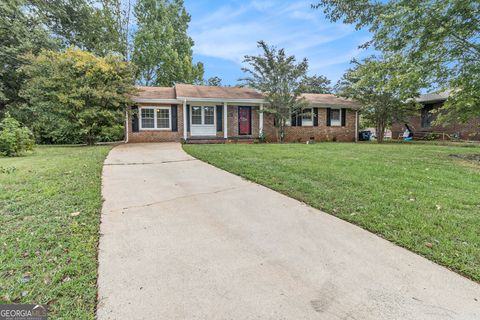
left=302, top=108, right=313, bottom=126
left=140, top=106, right=171, bottom=130
left=192, top=106, right=202, bottom=125
left=191, top=106, right=216, bottom=125
left=204, top=106, right=215, bottom=125
left=330, top=108, right=341, bottom=126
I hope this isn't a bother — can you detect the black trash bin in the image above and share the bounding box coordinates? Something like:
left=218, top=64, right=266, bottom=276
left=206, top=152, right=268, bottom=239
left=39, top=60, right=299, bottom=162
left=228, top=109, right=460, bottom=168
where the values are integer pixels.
left=358, top=130, right=372, bottom=141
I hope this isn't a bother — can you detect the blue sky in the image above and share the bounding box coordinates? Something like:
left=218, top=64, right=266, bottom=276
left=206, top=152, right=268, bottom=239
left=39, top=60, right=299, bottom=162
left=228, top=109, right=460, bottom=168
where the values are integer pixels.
left=184, top=0, right=373, bottom=86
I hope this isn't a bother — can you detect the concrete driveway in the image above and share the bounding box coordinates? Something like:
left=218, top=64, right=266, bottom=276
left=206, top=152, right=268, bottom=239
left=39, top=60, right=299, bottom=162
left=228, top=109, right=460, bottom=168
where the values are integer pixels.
left=97, top=143, right=479, bottom=320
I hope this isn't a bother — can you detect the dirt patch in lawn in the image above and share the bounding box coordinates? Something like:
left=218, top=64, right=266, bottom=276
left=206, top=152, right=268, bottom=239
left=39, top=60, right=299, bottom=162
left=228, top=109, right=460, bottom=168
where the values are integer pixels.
left=449, top=153, right=480, bottom=162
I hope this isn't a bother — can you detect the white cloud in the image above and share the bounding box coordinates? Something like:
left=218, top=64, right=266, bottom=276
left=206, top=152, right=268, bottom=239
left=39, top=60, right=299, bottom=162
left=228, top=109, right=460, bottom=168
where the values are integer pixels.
left=186, top=0, right=373, bottom=83
left=190, top=0, right=357, bottom=65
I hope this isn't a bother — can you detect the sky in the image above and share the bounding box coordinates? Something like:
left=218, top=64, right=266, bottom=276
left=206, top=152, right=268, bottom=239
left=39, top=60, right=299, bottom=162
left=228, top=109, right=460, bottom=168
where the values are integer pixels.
left=184, top=0, right=373, bottom=86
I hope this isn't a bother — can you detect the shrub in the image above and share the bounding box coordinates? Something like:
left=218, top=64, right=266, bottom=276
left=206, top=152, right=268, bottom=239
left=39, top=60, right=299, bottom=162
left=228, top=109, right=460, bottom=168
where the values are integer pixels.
left=99, top=124, right=124, bottom=142
left=0, top=113, right=35, bottom=156
left=425, top=132, right=440, bottom=140
left=16, top=48, right=136, bottom=145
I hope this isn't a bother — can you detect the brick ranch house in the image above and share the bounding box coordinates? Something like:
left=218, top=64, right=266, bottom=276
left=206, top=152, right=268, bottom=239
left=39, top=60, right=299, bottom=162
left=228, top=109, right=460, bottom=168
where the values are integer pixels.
left=127, top=84, right=360, bottom=143
left=392, top=92, right=480, bottom=141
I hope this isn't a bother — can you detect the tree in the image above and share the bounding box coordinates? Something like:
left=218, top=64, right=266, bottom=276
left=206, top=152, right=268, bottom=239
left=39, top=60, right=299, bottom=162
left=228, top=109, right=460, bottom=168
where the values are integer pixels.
left=336, top=56, right=421, bottom=143
left=32, top=0, right=126, bottom=56
left=206, top=76, right=222, bottom=86
left=1, top=0, right=129, bottom=114
left=0, top=0, right=57, bottom=111
left=300, top=75, right=332, bottom=93
left=314, top=0, right=480, bottom=121
left=98, top=0, right=132, bottom=58
left=15, top=48, right=136, bottom=144
left=241, top=41, right=309, bottom=142
left=132, top=0, right=204, bottom=86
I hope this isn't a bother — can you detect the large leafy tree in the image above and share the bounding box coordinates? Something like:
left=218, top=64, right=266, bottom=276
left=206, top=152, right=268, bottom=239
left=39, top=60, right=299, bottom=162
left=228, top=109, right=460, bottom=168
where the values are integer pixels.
left=0, top=0, right=57, bottom=111
left=314, top=0, right=480, bottom=122
left=0, top=0, right=128, bottom=114
left=132, top=0, right=204, bottom=86
left=300, top=74, right=332, bottom=94
left=31, top=0, right=128, bottom=56
left=16, top=48, right=136, bottom=144
left=242, top=41, right=309, bottom=142
left=336, top=55, right=422, bottom=143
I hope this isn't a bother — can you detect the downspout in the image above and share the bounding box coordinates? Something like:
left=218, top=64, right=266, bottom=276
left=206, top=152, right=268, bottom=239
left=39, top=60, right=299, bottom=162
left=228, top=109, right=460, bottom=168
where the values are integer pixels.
left=125, top=108, right=129, bottom=143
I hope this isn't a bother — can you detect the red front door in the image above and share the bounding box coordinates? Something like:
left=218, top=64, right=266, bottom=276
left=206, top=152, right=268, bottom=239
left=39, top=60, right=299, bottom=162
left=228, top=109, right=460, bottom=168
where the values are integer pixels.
left=239, top=106, right=251, bottom=135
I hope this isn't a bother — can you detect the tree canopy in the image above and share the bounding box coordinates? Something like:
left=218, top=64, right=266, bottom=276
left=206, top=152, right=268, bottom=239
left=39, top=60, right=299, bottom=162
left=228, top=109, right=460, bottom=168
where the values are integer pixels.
left=300, top=75, right=332, bottom=94
left=206, top=76, right=222, bottom=86
left=314, top=0, right=480, bottom=121
left=336, top=55, right=422, bottom=143
left=0, top=0, right=208, bottom=144
left=132, top=0, right=204, bottom=86
left=0, top=1, right=57, bottom=110
left=242, top=41, right=308, bottom=142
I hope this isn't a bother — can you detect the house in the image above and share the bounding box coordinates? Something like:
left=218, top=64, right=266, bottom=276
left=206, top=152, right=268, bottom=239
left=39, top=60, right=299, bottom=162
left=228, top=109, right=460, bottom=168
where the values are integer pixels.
left=127, top=84, right=360, bottom=143
left=391, top=92, right=480, bottom=141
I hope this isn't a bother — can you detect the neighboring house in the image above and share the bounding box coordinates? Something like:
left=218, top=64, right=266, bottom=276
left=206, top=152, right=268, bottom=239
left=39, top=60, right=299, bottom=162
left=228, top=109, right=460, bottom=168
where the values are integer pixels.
left=392, top=92, right=480, bottom=141
left=127, top=84, right=360, bottom=143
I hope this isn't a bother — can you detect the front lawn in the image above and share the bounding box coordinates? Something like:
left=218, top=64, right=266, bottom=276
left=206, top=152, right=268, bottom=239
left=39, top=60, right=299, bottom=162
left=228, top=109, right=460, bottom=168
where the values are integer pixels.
left=184, top=143, right=480, bottom=282
left=0, top=145, right=112, bottom=318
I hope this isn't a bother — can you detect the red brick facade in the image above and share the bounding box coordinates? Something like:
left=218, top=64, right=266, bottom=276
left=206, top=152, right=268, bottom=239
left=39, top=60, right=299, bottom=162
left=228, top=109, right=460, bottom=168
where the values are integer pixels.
left=284, top=109, right=357, bottom=143
left=128, top=105, right=358, bottom=143
left=128, top=103, right=184, bottom=143
left=391, top=103, right=480, bottom=141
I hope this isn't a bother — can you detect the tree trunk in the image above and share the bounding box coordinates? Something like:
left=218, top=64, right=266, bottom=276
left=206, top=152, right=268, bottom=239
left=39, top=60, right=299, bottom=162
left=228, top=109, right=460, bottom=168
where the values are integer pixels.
left=278, top=117, right=287, bottom=143
left=376, top=119, right=385, bottom=144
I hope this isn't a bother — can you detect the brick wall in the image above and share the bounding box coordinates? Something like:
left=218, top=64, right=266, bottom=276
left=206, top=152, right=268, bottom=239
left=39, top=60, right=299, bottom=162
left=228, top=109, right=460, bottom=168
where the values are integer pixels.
left=391, top=103, right=480, bottom=141
left=263, top=109, right=357, bottom=143
left=128, top=104, right=184, bottom=143
left=128, top=104, right=358, bottom=143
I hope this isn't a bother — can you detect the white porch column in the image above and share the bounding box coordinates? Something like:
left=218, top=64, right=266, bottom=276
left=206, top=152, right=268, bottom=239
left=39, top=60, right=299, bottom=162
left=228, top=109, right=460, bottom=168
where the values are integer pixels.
left=183, top=99, right=187, bottom=141
left=223, top=102, right=228, bottom=139
left=259, top=103, right=264, bottom=136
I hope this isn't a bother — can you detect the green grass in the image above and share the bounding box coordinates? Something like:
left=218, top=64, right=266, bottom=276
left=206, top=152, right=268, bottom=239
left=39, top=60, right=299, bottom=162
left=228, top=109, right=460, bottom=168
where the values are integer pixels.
left=0, top=145, right=112, bottom=319
left=184, top=143, right=480, bottom=282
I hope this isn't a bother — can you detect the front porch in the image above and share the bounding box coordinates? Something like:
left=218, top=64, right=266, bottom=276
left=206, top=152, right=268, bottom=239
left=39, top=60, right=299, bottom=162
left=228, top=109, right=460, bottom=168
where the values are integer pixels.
left=181, top=102, right=265, bottom=142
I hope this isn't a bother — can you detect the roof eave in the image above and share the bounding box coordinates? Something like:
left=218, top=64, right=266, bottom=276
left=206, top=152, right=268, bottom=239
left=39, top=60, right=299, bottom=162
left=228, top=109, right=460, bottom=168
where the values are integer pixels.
left=133, top=98, right=182, bottom=104
left=177, top=97, right=266, bottom=104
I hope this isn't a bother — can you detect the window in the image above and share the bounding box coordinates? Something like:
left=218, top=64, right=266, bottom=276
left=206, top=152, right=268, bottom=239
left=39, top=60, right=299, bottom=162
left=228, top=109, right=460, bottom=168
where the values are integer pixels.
left=141, top=108, right=154, bottom=129
left=140, top=106, right=171, bottom=130
left=421, top=106, right=433, bottom=128
left=192, top=106, right=202, bottom=125
left=330, top=109, right=341, bottom=126
left=302, top=108, right=313, bottom=126
left=156, top=108, right=170, bottom=129
left=191, top=106, right=216, bottom=125
left=204, top=106, right=215, bottom=125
